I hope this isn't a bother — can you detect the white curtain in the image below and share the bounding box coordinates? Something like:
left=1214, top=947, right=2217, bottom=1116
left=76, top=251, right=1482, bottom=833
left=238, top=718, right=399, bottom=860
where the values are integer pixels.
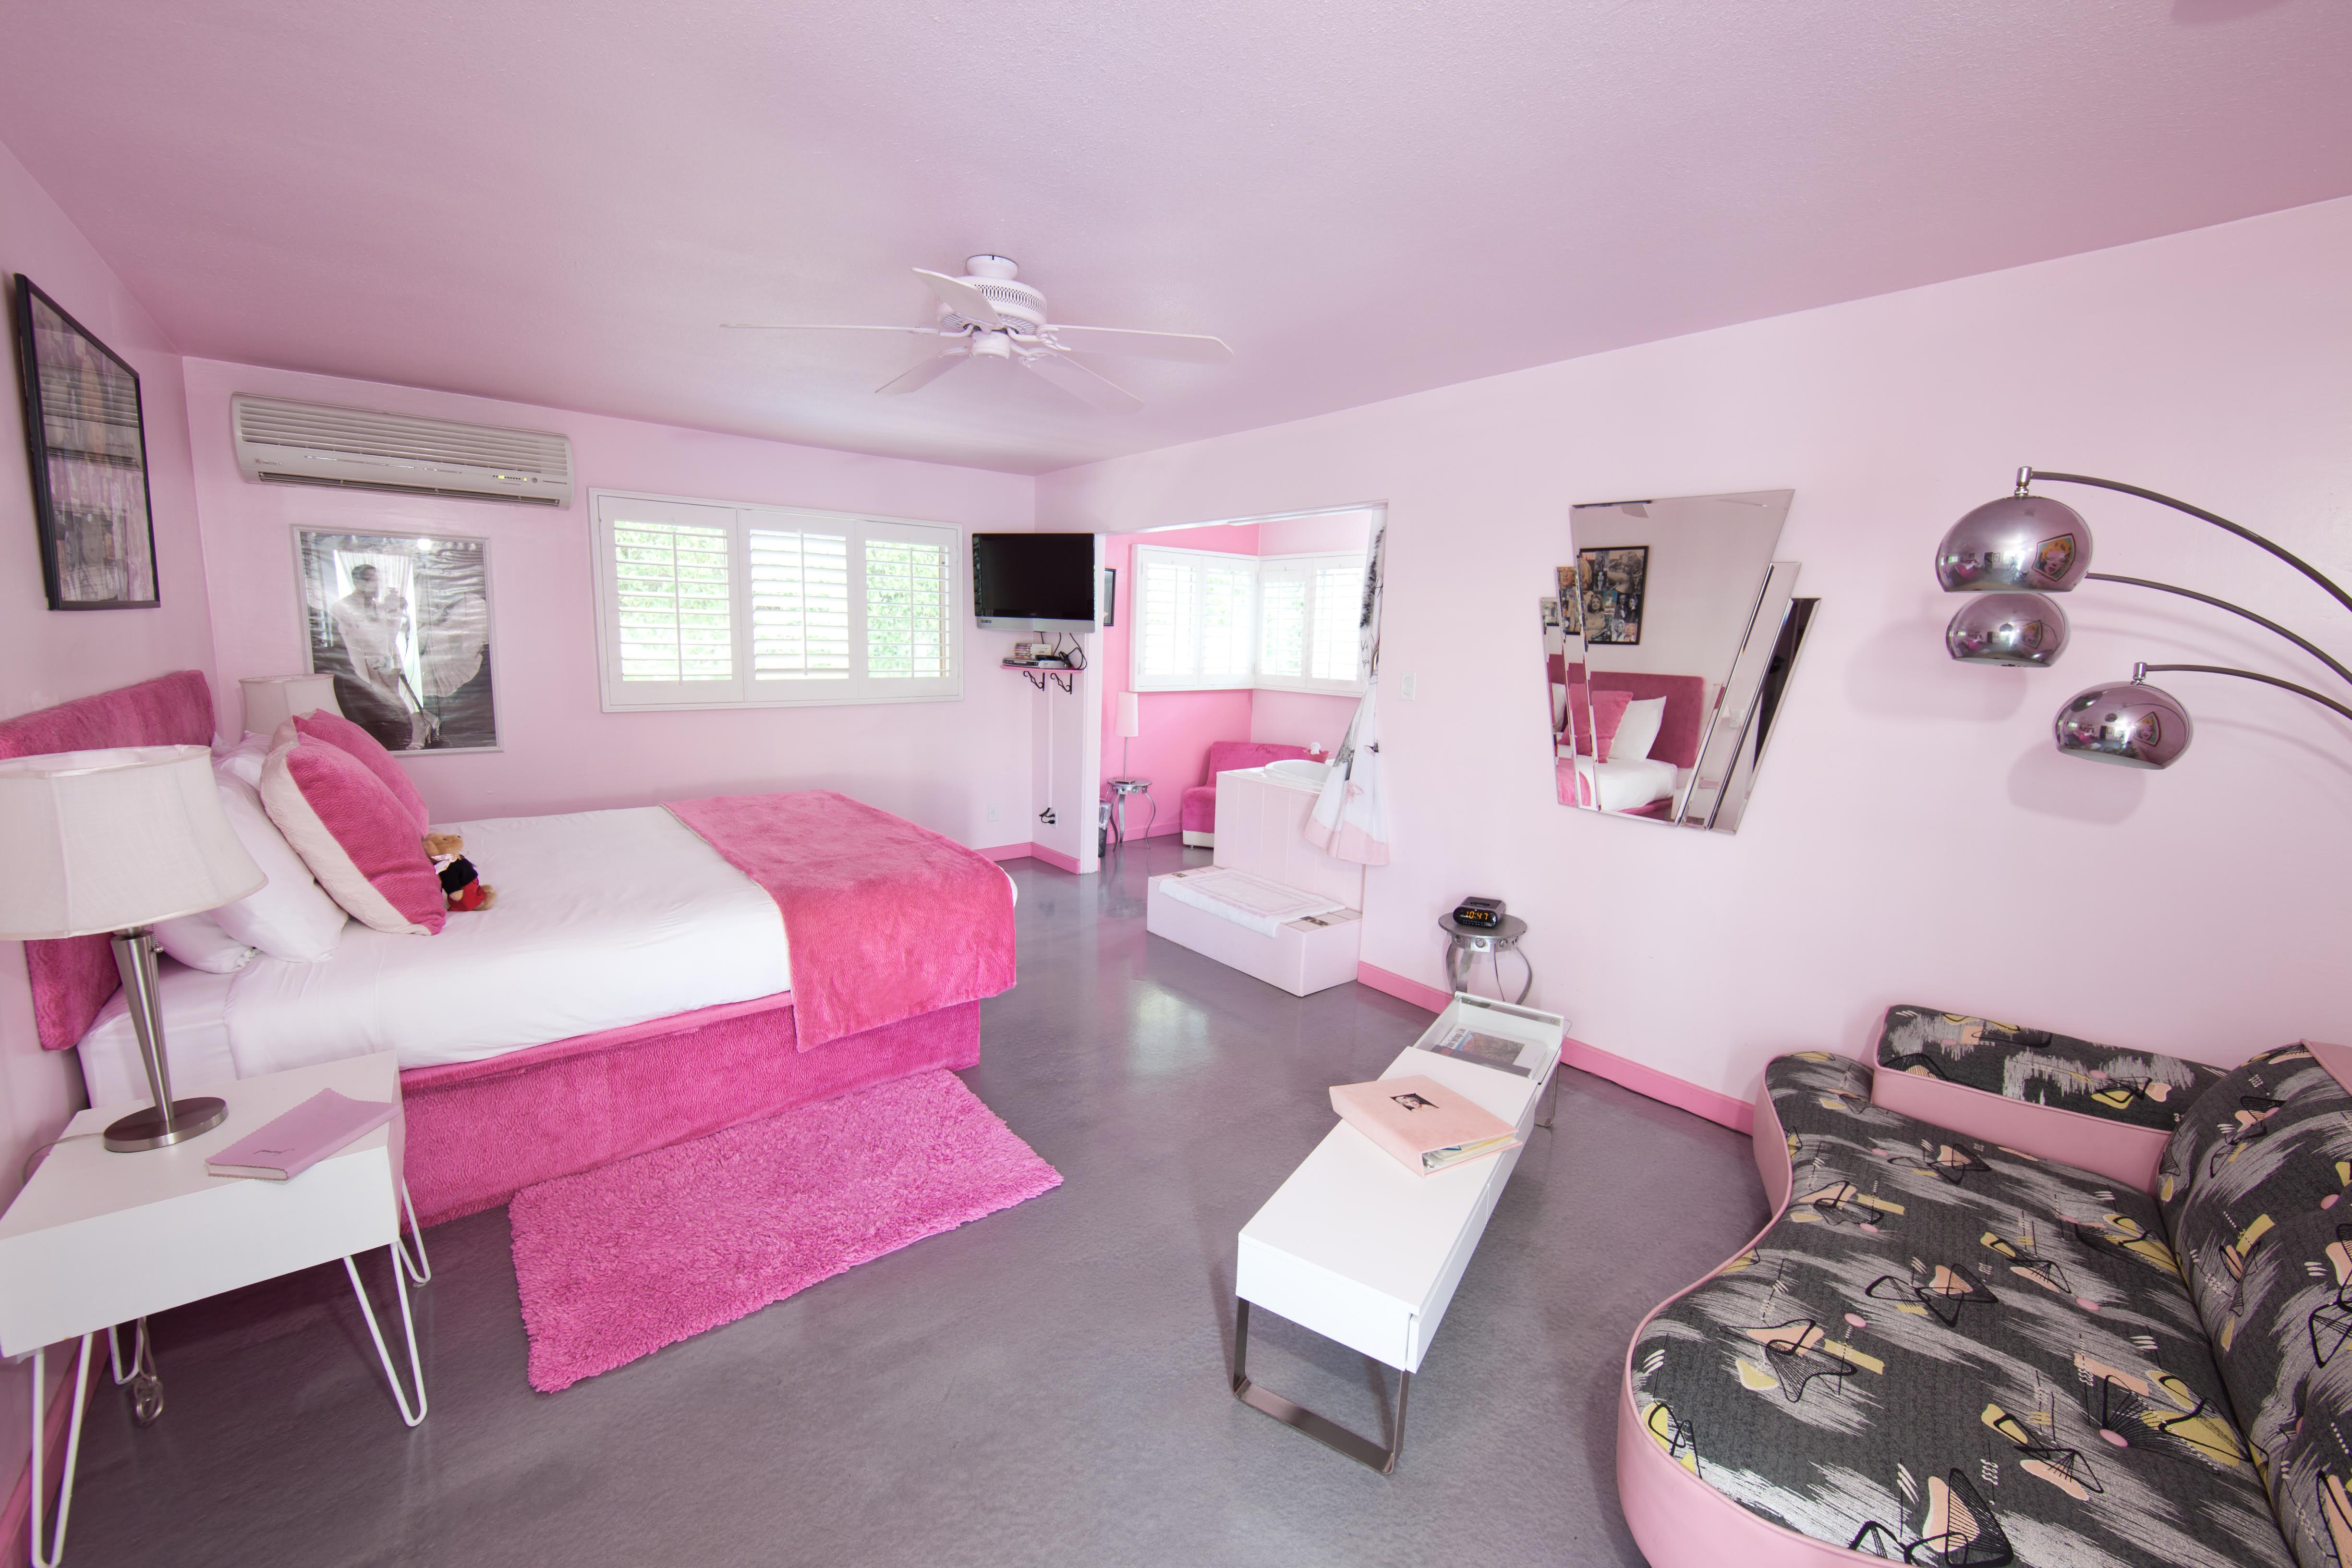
left=1306, top=517, right=1390, bottom=864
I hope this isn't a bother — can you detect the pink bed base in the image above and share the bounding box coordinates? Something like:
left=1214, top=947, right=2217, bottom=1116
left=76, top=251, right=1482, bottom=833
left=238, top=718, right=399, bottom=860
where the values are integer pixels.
left=399, top=994, right=982, bottom=1226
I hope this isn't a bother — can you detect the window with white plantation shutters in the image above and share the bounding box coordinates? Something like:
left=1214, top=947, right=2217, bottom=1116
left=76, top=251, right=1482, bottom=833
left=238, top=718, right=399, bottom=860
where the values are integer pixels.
left=592, top=491, right=960, bottom=710
left=1256, top=551, right=1367, bottom=696
left=1132, top=544, right=1258, bottom=692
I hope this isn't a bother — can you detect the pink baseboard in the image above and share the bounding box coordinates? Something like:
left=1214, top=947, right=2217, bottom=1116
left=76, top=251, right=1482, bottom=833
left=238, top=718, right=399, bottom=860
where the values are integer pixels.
left=1353, top=962, right=1754, bottom=1135
left=1026, top=842, right=1082, bottom=875
left=975, top=843, right=1031, bottom=862
left=1, top=1347, right=96, bottom=1568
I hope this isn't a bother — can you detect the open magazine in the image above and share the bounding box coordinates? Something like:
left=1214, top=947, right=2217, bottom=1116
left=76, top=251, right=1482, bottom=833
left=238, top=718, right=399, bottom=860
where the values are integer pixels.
left=1416, top=1023, right=1538, bottom=1078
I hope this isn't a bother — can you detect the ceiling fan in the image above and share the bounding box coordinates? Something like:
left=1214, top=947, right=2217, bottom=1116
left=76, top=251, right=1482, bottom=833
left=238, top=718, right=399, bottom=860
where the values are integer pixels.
left=724, top=255, right=1232, bottom=413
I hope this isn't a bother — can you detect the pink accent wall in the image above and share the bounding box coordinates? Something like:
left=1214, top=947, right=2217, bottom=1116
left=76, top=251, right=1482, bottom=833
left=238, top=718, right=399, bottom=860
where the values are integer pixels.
left=1096, top=523, right=1257, bottom=835
left=1043, top=196, right=2352, bottom=1105
left=0, top=137, right=218, bottom=1523
left=181, top=359, right=1038, bottom=843
left=1249, top=689, right=1358, bottom=754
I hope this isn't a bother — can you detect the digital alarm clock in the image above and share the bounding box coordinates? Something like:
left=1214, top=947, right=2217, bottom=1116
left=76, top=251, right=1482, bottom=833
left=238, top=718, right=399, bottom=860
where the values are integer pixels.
left=1452, top=897, right=1505, bottom=929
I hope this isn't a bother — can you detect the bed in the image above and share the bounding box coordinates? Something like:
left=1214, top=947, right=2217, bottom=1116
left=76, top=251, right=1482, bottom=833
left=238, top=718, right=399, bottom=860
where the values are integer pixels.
left=1548, top=661, right=1709, bottom=818
left=5, top=672, right=1020, bottom=1225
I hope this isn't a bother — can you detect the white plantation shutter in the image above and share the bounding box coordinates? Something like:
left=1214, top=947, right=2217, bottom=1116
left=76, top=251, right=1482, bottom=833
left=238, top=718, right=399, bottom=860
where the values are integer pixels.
left=862, top=525, right=953, bottom=685
left=1200, top=561, right=1255, bottom=681
left=1258, top=562, right=1309, bottom=681
left=1309, top=558, right=1365, bottom=684
left=748, top=523, right=850, bottom=682
left=593, top=493, right=959, bottom=709
left=1136, top=550, right=1200, bottom=685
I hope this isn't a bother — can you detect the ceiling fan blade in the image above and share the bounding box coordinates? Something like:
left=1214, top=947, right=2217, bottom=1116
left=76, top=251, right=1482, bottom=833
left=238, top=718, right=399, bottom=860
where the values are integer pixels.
left=912, top=269, right=1003, bottom=328
left=722, top=322, right=945, bottom=333
left=876, top=353, right=970, bottom=395
left=1042, top=325, right=1233, bottom=363
left=1022, top=351, right=1143, bottom=413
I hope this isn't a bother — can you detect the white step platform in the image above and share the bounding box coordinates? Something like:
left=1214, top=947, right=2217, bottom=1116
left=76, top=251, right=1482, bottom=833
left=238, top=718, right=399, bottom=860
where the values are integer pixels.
left=1146, top=762, right=1366, bottom=996
left=1146, top=872, right=1361, bottom=996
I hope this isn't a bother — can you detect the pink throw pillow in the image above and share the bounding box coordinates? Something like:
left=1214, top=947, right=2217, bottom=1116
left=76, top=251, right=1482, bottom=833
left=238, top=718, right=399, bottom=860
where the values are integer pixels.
left=1570, top=687, right=1635, bottom=760
left=259, top=732, right=446, bottom=935
left=289, top=710, right=432, bottom=831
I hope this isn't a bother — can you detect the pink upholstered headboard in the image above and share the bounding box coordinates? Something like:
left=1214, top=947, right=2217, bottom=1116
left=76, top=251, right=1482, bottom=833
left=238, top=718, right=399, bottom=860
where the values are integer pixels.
left=1554, top=661, right=1709, bottom=770
left=0, top=670, right=217, bottom=1050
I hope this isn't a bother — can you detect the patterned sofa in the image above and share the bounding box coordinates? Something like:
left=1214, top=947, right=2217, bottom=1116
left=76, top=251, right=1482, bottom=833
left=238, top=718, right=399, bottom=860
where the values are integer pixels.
left=1620, top=1007, right=2352, bottom=1568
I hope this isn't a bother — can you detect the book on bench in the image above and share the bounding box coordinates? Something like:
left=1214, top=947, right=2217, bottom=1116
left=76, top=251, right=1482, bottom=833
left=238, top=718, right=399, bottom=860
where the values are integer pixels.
left=205, top=1089, right=398, bottom=1181
left=1330, top=1074, right=1520, bottom=1175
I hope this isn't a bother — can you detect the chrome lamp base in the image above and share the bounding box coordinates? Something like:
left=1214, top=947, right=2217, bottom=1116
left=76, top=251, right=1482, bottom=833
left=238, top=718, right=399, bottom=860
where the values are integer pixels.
left=103, top=1096, right=228, bottom=1153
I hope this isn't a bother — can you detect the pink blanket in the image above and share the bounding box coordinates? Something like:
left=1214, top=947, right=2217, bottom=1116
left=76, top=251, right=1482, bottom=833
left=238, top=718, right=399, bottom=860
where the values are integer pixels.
left=666, top=790, right=1016, bottom=1049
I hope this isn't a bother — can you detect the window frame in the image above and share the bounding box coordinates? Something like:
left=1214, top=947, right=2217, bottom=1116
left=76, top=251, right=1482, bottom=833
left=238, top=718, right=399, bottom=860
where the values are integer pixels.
left=1254, top=549, right=1369, bottom=697
left=589, top=488, right=964, bottom=712
left=1129, top=542, right=1261, bottom=693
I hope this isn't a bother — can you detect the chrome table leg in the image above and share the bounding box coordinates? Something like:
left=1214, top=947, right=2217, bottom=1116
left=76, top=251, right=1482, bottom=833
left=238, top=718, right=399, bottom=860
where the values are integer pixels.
left=1230, top=1298, right=1410, bottom=1475
left=344, top=1244, right=427, bottom=1427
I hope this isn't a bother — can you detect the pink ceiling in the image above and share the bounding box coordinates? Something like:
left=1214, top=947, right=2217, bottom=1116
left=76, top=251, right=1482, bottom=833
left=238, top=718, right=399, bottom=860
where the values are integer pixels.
left=3, top=1, right=2348, bottom=475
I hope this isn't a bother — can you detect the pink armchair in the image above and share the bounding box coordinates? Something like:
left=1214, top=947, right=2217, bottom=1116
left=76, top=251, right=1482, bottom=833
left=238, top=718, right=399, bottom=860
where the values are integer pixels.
left=1181, top=741, right=1317, bottom=847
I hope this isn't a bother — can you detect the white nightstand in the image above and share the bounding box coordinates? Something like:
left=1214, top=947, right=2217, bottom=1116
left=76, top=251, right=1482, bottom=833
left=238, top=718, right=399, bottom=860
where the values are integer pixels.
left=0, top=1053, right=429, bottom=1566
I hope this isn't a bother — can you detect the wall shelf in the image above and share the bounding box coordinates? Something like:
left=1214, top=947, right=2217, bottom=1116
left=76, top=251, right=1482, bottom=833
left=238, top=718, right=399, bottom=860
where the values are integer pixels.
left=1003, top=661, right=1075, bottom=694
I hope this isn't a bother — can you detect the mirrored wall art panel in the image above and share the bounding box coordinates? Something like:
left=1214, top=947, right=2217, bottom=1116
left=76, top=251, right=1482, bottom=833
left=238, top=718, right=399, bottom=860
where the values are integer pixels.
left=1542, top=489, right=1815, bottom=833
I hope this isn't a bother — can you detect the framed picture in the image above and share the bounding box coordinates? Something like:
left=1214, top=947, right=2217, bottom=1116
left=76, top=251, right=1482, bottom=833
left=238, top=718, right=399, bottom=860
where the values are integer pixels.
left=11, top=274, right=159, bottom=609
left=1571, top=546, right=1647, bottom=646
left=294, top=527, right=498, bottom=753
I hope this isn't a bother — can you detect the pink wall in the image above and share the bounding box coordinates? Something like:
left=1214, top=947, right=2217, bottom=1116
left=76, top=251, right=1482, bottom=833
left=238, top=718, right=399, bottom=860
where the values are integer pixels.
left=1040, top=195, right=2352, bottom=1103
left=1249, top=689, right=1358, bottom=753
left=0, top=137, right=218, bottom=1510
left=1096, top=523, right=1257, bottom=834
left=182, top=360, right=1038, bottom=845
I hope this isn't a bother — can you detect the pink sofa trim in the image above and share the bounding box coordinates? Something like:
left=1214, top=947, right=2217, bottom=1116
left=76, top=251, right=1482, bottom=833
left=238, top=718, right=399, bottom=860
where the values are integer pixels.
left=397, top=995, right=981, bottom=1226
left=1351, top=963, right=1754, bottom=1132
left=0, top=670, right=217, bottom=1050
left=1868, top=1063, right=2168, bottom=1194
left=1617, top=1064, right=1913, bottom=1568
left=1180, top=740, right=1315, bottom=836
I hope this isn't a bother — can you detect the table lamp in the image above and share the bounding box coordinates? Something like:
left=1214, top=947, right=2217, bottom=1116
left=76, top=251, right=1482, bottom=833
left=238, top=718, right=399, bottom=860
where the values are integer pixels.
left=0, top=746, right=264, bottom=1150
left=240, top=673, right=341, bottom=739
left=1116, top=691, right=1141, bottom=778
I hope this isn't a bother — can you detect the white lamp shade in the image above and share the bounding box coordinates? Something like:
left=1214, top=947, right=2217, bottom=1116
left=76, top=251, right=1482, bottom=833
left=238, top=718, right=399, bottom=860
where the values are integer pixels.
left=1116, top=691, right=1142, bottom=739
left=0, top=746, right=266, bottom=938
left=241, top=673, right=341, bottom=739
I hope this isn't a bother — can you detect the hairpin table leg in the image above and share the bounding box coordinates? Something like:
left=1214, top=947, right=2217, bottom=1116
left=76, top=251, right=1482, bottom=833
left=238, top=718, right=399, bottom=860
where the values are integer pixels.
left=103, top=1318, right=162, bottom=1426
left=1229, top=1298, right=1410, bottom=1474
left=392, top=1177, right=432, bottom=1286
left=343, top=1244, right=427, bottom=1427
left=1536, top=1064, right=1562, bottom=1131
left=27, top=1333, right=93, bottom=1568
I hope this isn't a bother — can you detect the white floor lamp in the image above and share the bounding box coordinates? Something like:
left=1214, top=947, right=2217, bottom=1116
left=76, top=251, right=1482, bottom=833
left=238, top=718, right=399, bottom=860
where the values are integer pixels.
left=0, top=745, right=264, bottom=1150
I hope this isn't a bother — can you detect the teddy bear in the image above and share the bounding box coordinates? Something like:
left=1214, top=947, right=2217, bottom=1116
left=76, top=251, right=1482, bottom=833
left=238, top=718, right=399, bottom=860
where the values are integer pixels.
left=422, top=831, right=496, bottom=912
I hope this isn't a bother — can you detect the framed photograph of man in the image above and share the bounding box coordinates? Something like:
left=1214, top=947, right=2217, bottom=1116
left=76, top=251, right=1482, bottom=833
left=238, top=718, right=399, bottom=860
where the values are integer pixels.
left=294, top=528, right=498, bottom=752
left=11, top=274, right=160, bottom=610
left=1572, top=546, right=1648, bottom=646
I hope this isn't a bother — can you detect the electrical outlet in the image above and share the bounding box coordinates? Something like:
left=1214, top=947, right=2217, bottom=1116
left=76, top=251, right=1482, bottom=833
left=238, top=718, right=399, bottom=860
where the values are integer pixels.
left=1400, top=672, right=1417, bottom=701
left=1037, top=806, right=1056, bottom=825
left=986, top=804, right=999, bottom=823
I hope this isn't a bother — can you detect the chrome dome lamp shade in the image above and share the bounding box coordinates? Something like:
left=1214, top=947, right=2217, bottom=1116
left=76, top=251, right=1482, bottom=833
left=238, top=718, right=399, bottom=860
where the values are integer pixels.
left=2053, top=670, right=2193, bottom=769
left=1945, top=592, right=2069, bottom=668
left=1935, top=493, right=2093, bottom=593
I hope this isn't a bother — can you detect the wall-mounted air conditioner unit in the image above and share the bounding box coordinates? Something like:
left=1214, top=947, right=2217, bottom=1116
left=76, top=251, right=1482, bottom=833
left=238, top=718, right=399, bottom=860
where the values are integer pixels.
left=230, top=394, right=573, bottom=508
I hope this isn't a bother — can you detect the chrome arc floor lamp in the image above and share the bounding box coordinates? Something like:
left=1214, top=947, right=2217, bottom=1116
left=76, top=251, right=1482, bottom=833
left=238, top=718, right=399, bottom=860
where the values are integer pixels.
left=1934, top=467, right=2352, bottom=767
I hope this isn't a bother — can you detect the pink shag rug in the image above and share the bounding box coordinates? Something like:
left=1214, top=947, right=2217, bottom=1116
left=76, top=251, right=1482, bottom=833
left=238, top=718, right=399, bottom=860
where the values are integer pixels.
left=508, top=1070, right=1060, bottom=1391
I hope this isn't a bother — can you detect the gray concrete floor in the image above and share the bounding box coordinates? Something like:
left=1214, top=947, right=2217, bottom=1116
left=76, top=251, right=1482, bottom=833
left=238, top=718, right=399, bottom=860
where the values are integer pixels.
left=60, top=838, right=1765, bottom=1567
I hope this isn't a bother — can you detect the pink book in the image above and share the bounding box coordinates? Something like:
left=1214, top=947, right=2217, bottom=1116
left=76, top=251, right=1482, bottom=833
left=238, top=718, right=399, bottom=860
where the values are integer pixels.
left=205, top=1090, right=397, bottom=1181
left=1330, top=1074, right=1520, bottom=1176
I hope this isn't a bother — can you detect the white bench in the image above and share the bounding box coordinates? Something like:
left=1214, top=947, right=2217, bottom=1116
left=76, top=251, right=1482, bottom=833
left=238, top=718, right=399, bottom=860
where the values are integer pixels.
left=1231, top=994, right=1566, bottom=1472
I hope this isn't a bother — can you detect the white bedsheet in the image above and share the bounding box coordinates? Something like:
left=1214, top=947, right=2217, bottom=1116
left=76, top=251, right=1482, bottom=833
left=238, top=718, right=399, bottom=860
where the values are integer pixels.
left=1565, top=754, right=1679, bottom=813
left=78, top=805, right=1020, bottom=1100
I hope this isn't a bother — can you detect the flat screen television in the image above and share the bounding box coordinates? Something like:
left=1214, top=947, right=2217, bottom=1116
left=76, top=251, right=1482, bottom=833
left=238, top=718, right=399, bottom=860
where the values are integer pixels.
left=972, top=533, right=1099, bottom=631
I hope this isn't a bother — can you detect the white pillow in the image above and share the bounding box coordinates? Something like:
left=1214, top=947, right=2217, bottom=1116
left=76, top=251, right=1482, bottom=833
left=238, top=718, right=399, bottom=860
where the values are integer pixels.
left=1610, top=696, right=1668, bottom=763
left=152, top=912, right=257, bottom=975
left=215, top=731, right=269, bottom=790
left=206, top=772, right=350, bottom=962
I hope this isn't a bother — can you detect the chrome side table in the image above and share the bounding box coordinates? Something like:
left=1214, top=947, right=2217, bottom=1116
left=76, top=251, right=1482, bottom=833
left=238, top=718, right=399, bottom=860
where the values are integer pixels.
left=1439, top=912, right=1531, bottom=1004
left=1105, top=778, right=1153, bottom=847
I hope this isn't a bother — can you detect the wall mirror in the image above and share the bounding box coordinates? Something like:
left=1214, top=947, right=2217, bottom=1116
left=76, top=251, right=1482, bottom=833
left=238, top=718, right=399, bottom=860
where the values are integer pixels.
left=1543, top=489, right=1815, bottom=833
